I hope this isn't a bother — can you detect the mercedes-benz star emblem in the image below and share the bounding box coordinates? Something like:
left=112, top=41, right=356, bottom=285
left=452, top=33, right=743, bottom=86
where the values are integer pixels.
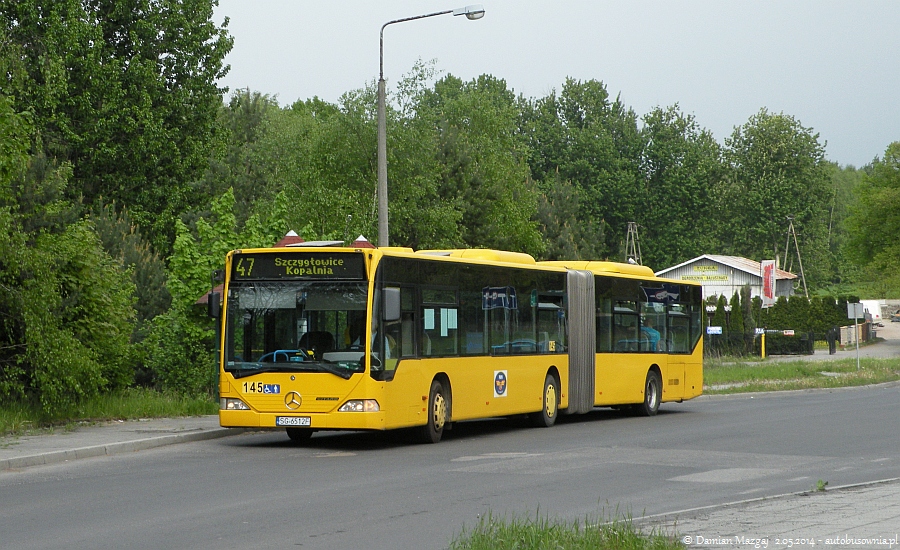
left=284, top=391, right=302, bottom=410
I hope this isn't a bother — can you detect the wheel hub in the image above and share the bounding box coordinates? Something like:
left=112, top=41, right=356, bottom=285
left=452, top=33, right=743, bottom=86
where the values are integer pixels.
left=433, top=393, right=447, bottom=430
left=545, top=384, right=557, bottom=417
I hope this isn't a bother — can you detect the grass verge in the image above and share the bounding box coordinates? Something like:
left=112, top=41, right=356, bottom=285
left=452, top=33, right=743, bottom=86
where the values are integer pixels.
left=704, top=357, right=900, bottom=393
left=450, top=513, right=681, bottom=550
left=0, top=388, right=217, bottom=437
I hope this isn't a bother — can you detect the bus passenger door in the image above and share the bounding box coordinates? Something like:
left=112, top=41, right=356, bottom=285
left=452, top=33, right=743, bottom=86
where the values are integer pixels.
left=664, top=310, right=691, bottom=400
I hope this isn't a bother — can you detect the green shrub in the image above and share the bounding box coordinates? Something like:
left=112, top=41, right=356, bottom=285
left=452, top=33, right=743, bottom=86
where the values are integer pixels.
left=140, top=308, right=216, bottom=395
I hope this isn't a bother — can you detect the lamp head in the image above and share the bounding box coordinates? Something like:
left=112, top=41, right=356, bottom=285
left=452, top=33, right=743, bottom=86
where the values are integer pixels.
left=453, top=4, right=485, bottom=20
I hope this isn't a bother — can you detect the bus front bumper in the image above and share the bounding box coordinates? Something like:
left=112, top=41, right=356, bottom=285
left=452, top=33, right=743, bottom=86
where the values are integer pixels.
left=219, top=409, right=387, bottom=431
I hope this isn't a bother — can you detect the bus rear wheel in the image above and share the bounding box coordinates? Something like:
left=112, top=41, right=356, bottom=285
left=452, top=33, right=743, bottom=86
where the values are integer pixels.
left=530, top=372, right=559, bottom=428
left=417, top=380, right=448, bottom=444
left=635, top=370, right=661, bottom=417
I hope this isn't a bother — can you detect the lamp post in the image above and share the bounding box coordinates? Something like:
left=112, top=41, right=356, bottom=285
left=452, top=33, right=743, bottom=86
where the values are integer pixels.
left=377, top=5, right=485, bottom=247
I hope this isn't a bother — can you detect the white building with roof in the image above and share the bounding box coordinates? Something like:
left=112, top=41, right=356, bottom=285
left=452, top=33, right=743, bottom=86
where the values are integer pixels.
left=655, top=255, right=797, bottom=302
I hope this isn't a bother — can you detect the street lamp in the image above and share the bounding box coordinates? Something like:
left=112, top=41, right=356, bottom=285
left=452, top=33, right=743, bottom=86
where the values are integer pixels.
left=376, top=5, right=485, bottom=247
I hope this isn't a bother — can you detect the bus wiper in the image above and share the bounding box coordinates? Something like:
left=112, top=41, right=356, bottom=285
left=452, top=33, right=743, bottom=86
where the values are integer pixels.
left=229, top=362, right=354, bottom=380
left=230, top=363, right=318, bottom=379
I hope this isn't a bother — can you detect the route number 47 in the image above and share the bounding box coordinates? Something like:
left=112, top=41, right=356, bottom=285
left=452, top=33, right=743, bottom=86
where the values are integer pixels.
left=235, top=257, right=254, bottom=277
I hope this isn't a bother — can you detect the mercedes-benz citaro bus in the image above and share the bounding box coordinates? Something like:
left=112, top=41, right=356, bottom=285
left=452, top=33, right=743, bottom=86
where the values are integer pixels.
left=208, top=242, right=703, bottom=444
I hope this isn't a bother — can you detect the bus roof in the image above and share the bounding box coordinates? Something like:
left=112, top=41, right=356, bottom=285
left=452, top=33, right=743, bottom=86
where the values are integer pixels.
left=415, top=249, right=536, bottom=265
left=537, top=260, right=655, bottom=277
left=228, top=245, right=697, bottom=286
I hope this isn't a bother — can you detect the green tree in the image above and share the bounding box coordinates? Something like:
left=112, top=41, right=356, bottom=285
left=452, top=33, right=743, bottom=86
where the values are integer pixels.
left=845, top=142, right=900, bottom=295
left=727, top=291, right=746, bottom=355
left=706, top=294, right=728, bottom=355
left=823, top=162, right=864, bottom=287
left=639, top=105, right=723, bottom=269
left=535, top=175, right=606, bottom=260
left=711, top=294, right=728, bottom=329
left=808, top=296, right=847, bottom=335
left=740, top=285, right=755, bottom=333
left=720, top=109, right=832, bottom=286
left=520, top=78, right=642, bottom=260
left=413, top=73, right=543, bottom=254
left=764, top=296, right=790, bottom=330
left=0, top=0, right=233, bottom=252
left=0, top=135, right=136, bottom=409
left=90, top=203, right=170, bottom=337
left=199, top=89, right=280, bottom=226
left=232, top=67, right=545, bottom=254
left=751, top=296, right=764, bottom=332
left=729, top=291, right=745, bottom=335
left=243, top=91, right=380, bottom=244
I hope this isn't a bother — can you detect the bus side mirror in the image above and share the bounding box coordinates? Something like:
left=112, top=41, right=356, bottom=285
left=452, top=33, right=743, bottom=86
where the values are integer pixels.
left=383, top=287, right=401, bottom=322
left=208, top=291, right=221, bottom=319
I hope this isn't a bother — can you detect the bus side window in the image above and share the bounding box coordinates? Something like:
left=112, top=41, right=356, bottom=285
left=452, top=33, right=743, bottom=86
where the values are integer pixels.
left=536, top=297, right=565, bottom=354
left=613, top=301, right=639, bottom=352
left=668, top=313, right=690, bottom=353
left=640, top=303, right=665, bottom=353
left=422, top=306, right=458, bottom=356
left=392, top=287, right=414, bottom=358
left=400, top=312, right=414, bottom=357
left=596, top=313, right=612, bottom=352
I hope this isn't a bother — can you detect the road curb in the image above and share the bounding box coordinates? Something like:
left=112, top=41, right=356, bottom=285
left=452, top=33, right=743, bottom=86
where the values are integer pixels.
left=0, top=427, right=247, bottom=471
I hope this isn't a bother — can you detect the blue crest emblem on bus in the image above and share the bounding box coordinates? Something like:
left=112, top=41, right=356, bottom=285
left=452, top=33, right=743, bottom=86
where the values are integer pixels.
left=494, top=370, right=508, bottom=397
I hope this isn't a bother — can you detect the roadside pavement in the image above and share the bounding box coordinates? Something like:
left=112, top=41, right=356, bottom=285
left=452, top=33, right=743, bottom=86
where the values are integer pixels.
left=637, top=478, right=900, bottom=549
left=0, top=415, right=241, bottom=471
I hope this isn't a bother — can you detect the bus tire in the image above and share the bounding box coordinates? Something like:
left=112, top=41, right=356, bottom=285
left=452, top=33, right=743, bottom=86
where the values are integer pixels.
left=530, top=372, right=559, bottom=428
left=417, top=380, right=449, bottom=444
left=636, top=369, right=661, bottom=417
left=286, top=428, right=314, bottom=442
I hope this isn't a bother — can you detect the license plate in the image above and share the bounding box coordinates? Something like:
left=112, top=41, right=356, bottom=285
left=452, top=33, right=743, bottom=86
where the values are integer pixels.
left=276, top=416, right=311, bottom=427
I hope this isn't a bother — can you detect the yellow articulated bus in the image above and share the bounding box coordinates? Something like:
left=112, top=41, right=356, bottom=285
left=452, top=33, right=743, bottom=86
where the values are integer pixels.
left=209, top=244, right=703, bottom=443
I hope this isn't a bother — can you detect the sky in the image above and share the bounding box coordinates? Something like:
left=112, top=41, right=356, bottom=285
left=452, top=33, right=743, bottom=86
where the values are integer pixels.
left=214, top=0, right=899, bottom=168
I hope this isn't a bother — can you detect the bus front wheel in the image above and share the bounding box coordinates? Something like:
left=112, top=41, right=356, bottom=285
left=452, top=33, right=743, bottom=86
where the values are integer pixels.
left=417, top=380, right=449, bottom=444
left=635, top=370, right=661, bottom=417
left=530, top=372, right=559, bottom=428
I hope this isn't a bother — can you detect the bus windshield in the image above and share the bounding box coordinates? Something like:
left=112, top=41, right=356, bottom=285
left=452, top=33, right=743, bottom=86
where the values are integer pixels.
left=224, top=280, right=369, bottom=379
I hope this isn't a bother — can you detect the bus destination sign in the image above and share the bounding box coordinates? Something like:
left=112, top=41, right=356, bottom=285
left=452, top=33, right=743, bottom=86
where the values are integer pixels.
left=232, top=252, right=365, bottom=280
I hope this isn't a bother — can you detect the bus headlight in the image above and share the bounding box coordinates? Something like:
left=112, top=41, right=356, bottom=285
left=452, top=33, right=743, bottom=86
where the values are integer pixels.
left=338, top=400, right=380, bottom=412
left=220, top=397, right=251, bottom=410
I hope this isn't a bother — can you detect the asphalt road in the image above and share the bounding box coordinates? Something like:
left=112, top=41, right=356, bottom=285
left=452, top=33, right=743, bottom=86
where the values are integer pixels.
left=1, top=382, right=898, bottom=550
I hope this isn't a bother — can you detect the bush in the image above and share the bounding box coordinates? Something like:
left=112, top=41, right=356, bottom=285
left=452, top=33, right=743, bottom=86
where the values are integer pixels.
left=140, top=308, right=217, bottom=395
left=1, top=156, right=137, bottom=410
